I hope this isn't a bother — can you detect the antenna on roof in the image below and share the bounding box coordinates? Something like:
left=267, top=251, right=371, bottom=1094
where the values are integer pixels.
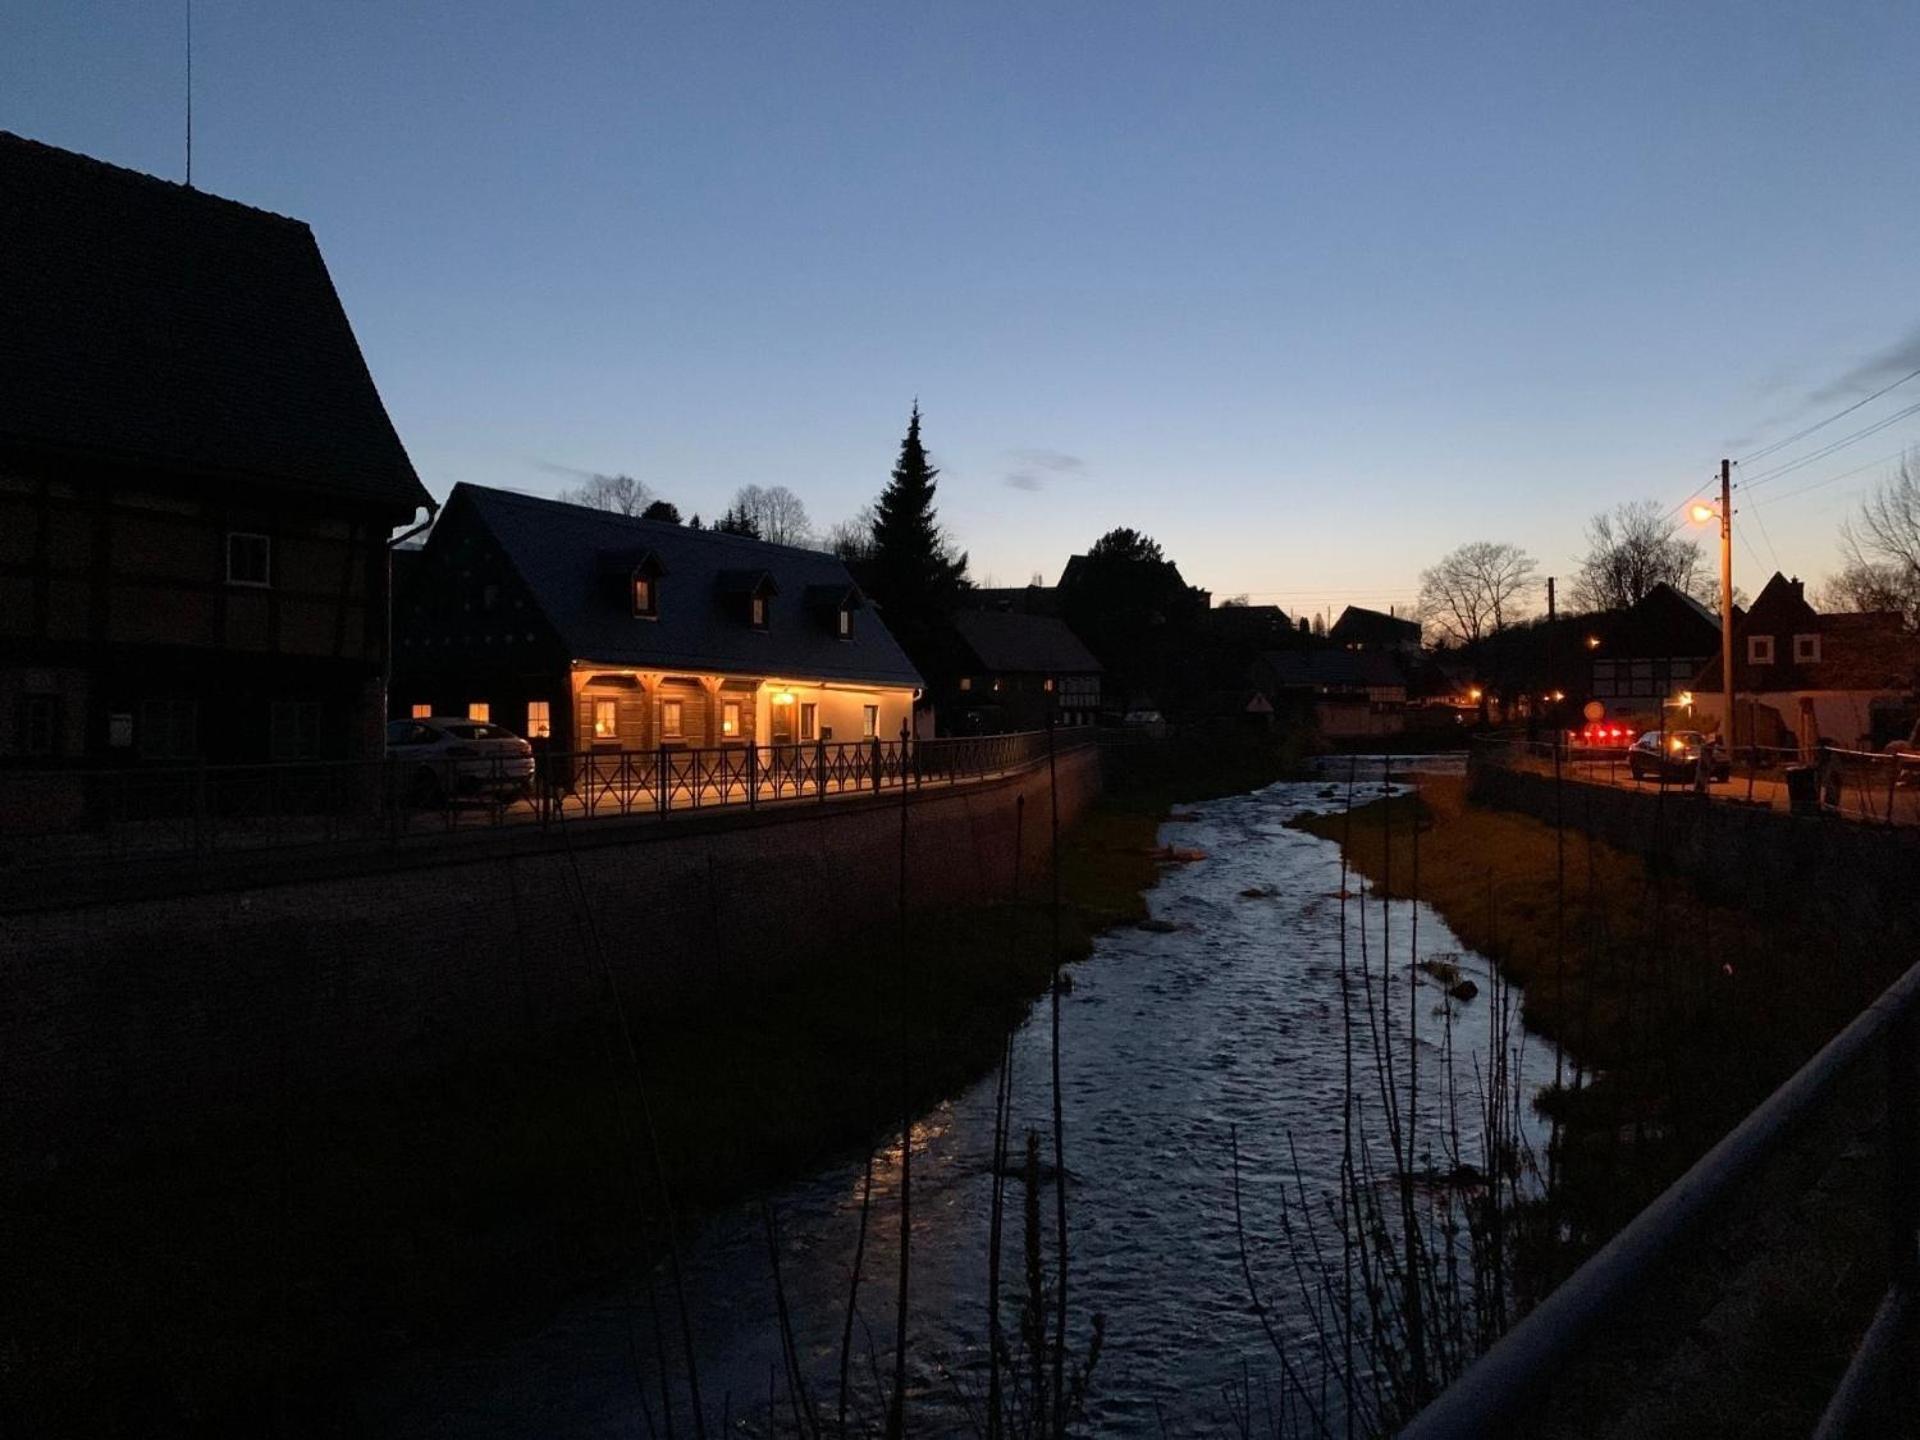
left=184, top=0, right=193, bottom=187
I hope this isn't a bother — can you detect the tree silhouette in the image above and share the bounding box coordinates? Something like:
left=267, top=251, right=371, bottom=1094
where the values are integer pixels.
left=866, top=403, right=968, bottom=615
left=557, top=472, right=650, bottom=515
left=640, top=499, right=682, bottom=524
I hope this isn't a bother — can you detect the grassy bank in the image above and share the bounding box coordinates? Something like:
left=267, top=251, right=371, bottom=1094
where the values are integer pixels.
left=1292, top=774, right=1904, bottom=1432
left=6, top=730, right=1304, bottom=1435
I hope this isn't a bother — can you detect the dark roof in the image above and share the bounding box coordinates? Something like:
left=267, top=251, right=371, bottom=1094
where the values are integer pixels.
left=1258, top=649, right=1408, bottom=691
left=0, top=131, right=428, bottom=516
left=949, top=610, right=1102, bottom=674
left=962, top=584, right=1063, bottom=618
left=1329, top=606, right=1421, bottom=645
left=453, top=485, right=922, bottom=687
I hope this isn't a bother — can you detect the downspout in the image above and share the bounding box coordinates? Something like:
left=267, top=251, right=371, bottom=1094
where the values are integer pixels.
left=384, top=501, right=439, bottom=730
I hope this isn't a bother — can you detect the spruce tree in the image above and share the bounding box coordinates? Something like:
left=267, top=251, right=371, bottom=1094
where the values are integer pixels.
left=868, top=402, right=967, bottom=614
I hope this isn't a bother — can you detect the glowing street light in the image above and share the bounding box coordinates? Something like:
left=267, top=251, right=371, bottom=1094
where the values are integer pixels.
left=1689, top=461, right=1737, bottom=747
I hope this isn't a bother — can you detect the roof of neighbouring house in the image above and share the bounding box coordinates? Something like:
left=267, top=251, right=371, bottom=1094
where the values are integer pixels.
left=949, top=609, right=1102, bottom=675
left=1258, top=648, right=1408, bottom=691
left=450, top=484, right=923, bottom=687
left=0, top=131, right=429, bottom=516
left=1329, top=605, right=1422, bottom=644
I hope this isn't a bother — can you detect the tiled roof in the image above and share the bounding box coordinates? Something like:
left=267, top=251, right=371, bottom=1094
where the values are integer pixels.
left=0, top=131, right=428, bottom=515
left=949, top=610, right=1102, bottom=674
left=456, top=485, right=923, bottom=688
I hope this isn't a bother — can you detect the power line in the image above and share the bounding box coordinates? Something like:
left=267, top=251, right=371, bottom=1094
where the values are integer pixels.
left=1740, top=397, right=1920, bottom=490
left=1735, top=363, right=1920, bottom=466
left=1754, top=446, right=1914, bottom=508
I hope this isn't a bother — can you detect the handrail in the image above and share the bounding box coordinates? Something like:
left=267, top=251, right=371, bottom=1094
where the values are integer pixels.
left=1399, top=954, right=1920, bottom=1438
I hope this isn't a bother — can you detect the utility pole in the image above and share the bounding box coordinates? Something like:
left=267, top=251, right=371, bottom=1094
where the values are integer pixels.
left=1546, top=575, right=1557, bottom=726
left=1719, top=459, right=1735, bottom=748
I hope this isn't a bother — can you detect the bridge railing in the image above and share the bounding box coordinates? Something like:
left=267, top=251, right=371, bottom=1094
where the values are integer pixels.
left=1399, top=951, right=1920, bottom=1439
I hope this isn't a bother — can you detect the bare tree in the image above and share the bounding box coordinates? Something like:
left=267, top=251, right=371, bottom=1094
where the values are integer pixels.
left=1834, top=450, right=1920, bottom=626
left=826, top=505, right=879, bottom=562
left=557, top=472, right=651, bottom=516
left=1418, top=541, right=1537, bottom=646
left=1568, top=499, right=1703, bottom=613
left=730, top=484, right=813, bottom=546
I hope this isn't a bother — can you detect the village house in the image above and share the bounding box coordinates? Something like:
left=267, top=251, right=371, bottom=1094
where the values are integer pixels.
left=1584, top=582, right=1726, bottom=721
left=939, top=609, right=1103, bottom=732
left=0, top=132, right=431, bottom=767
left=1329, top=604, right=1422, bottom=653
left=1689, top=572, right=1919, bottom=750
left=1250, top=648, right=1410, bottom=738
left=393, top=485, right=921, bottom=754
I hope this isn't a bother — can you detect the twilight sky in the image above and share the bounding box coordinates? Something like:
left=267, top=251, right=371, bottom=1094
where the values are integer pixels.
left=8, top=1, right=1920, bottom=621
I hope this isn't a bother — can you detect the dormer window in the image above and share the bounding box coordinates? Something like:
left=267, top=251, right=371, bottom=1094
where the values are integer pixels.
left=1748, top=635, right=1775, bottom=665
left=632, top=573, right=657, bottom=618
left=751, top=594, right=768, bottom=628
left=1793, top=633, right=1821, bottom=664
left=837, top=607, right=851, bottom=638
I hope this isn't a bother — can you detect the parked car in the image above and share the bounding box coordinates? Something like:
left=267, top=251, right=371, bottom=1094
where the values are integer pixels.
left=1626, top=729, right=1728, bottom=783
left=386, top=717, right=535, bottom=803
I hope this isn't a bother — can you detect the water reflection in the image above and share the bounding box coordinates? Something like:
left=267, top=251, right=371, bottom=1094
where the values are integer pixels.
left=377, top=756, right=1552, bottom=1436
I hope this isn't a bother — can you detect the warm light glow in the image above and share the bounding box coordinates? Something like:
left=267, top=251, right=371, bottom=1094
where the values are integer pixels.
left=1551, top=690, right=1565, bottom=702
left=1585, top=635, right=1601, bottom=650
left=468, top=702, right=490, bottom=722
left=410, top=703, right=430, bottom=719
left=1678, top=691, right=1693, bottom=707
left=1468, top=687, right=1482, bottom=702
left=592, top=699, right=618, bottom=739
left=527, top=700, right=552, bottom=738
left=1689, top=502, right=1717, bottom=524
left=772, top=690, right=796, bottom=706
left=1670, top=737, right=1685, bottom=751
left=722, top=700, right=741, bottom=736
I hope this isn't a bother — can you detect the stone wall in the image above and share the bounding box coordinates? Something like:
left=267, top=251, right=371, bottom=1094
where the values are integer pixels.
left=1467, top=754, right=1920, bottom=938
left=2, top=745, right=1101, bottom=1175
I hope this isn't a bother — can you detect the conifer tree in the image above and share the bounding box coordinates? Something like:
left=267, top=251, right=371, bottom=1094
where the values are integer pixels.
left=867, top=402, right=967, bottom=615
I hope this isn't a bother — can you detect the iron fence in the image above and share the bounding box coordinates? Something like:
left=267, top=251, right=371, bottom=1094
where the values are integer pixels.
left=1472, top=733, right=1920, bottom=826
left=0, top=729, right=1086, bottom=874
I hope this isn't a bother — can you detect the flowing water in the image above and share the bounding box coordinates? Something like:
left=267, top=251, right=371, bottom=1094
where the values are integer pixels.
left=376, top=757, right=1553, bottom=1436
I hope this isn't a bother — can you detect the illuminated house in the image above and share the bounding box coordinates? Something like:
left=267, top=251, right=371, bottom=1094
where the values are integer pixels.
left=0, top=132, right=431, bottom=765
left=393, top=485, right=922, bottom=753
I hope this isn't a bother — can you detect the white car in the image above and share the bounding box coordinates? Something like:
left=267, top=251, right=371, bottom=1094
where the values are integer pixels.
left=386, top=717, right=535, bottom=804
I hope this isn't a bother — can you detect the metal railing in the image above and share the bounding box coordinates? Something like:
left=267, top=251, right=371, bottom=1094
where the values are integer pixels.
left=1473, top=734, right=1920, bottom=826
left=0, top=729, right=1087, bottom=875
left=1400, top=953, right=1920, bottom=1438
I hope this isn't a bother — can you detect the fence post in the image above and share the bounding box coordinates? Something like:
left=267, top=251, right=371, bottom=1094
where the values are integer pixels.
left=747, top=741, right=758, bottom=810
left=658, top=744, right=670, bottom=815
left=872, top=734, right=883, bottom=793
left=817, top=738, right=828, bottom=802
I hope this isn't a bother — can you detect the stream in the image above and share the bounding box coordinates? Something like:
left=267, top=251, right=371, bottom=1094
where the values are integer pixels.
left=374, top=756, right=1554, bottom=1436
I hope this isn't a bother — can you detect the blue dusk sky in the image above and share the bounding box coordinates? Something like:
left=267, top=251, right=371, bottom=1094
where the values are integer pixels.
left=8, top=1, right=1920, bottom=619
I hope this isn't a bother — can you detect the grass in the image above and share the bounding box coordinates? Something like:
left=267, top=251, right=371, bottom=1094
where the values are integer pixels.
left=3, top=728, right=1306, bottom=1436
left=1292, top=772, right=1908, bottom=1435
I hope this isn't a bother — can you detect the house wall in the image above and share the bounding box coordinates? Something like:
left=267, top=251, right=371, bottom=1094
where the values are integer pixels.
left=0, top=742, right=1101, bottom=1177
left=0, top=465, right=397, bottom=763
left=568, top=670, right=912, bottom=752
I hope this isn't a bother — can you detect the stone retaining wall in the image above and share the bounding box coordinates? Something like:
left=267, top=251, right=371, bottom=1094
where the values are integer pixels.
left=3, top=745, right=1101, bottom=1174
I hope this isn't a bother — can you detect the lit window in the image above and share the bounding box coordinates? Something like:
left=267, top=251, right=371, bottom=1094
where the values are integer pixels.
left=1044, top=678, right=1056, bottom=693
left=527, top=700, right=552, bottom=738
left=751, top=594, right=768, bottom=628
left=1748, top=635, right=1775, bottom=665
left=1792, top=633, right=1821, bottom=664
left=468, top=702, right=491, bottom=722
left=959, top=677, right=972, bottom=692
left=800, top=702, right=818, bottom=741
left=838, top=608, right=851, bottom=637
left=411, top=703, right=431, bottom=719
left=226, top=532, right=271, bottom=587
left=722, top=700, right=742, bottom=738
left=863, top=704, right=879, bottom=738
left=593, top=699, right=618, bottom=739
left=661, top=699, right=684, bottom=739
left=632, top=574, right=656, bottom=617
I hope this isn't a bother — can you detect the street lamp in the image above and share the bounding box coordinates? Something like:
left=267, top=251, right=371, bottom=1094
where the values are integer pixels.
left=1689, top=460, right=1736, bottom=748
